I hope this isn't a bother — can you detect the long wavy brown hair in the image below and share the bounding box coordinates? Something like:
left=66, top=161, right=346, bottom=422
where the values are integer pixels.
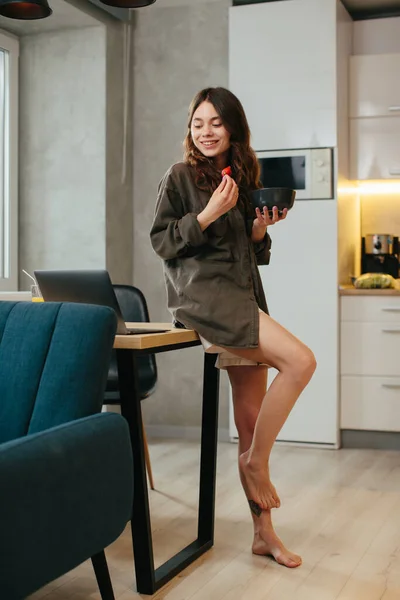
left=183, top=87, right=262, bottom=196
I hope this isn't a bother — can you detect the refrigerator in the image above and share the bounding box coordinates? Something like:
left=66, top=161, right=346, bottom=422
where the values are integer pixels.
left=228, top=149, right=339, bottom=447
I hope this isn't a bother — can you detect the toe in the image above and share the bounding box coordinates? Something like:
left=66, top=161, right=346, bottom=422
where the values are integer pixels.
left=287, top=559, right=299, bottom=568
left=259, top=494, right=274, bottom=511
left=277, top=555, right=301, bottom=568
left=271, top=495, right=280, bottom=509
left=288, top=555, right=302, bottom=567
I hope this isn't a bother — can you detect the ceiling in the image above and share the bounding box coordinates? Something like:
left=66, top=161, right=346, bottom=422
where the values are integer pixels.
left=232, top=0, right=400, bottom=20
left=345, top=0, right=400, bottom=9
left=1, top=0, right=400, bottom=38
left=122, top=0, right=400, bottom=15
left=151, top=0, right=223, bottom=6
left=333, top=0, right=400, bottom=19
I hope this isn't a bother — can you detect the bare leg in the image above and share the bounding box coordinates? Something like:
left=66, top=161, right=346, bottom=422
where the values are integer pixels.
left=228, top=365, right=302, bottom=568
left=251, top=511, right=302, bottom=568
left=224, top=311, right=316, bottom=511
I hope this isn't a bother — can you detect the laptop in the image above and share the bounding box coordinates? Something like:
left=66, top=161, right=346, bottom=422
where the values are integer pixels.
left=34, top=269, right=170, bottom=336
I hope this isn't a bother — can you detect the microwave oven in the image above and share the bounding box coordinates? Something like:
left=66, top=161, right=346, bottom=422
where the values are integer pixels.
left=255, top=148, right=334, bottom=200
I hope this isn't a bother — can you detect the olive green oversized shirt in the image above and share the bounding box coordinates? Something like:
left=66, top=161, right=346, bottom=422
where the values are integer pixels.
left=150, top=162, right=271, bottom=349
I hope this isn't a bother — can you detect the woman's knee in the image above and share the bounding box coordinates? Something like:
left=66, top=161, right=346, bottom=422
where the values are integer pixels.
left=289, top=345, right=317, bottom=385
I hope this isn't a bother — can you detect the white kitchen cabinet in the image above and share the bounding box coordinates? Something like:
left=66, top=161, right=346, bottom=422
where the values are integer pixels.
left=341, top=376, right=400, bottom=432
left=341, top=295, right=400, bottom=322
left=341, top=321, right=400, bottom=376
left=228, top=0, right=337, bottom=151
left=350, top=53, right=400, bottom=119
left=340, top=295, right=400, bottom=432
left=350, top=116, right=400, bottom=180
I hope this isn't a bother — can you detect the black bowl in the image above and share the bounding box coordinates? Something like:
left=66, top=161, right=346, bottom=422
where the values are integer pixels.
left=250, top=187, right=296, bottom=216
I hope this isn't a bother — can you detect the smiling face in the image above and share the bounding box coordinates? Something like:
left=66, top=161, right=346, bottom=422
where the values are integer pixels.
left=190, top=101, right=231, bottom=169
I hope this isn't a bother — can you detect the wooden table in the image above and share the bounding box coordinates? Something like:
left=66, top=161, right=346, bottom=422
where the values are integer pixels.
left=114, top=323, right=220, bottom=595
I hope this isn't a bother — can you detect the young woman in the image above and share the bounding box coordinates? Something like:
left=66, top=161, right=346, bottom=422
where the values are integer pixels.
left=150, top=87, right=316, bottom=568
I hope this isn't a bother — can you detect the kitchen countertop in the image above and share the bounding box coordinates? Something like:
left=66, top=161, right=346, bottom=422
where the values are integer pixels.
left=339, top=285, right=400, bottom=296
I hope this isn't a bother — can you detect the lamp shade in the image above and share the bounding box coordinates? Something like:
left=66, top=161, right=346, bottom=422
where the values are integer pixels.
left=0, top=0, right=52, bottom=19
left=99, top=0, right=156, bottom=7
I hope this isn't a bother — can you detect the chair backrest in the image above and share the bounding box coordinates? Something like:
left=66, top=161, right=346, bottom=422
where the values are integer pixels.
left=0, top=301, right=117, bottom=444
left=112, top=285, right=157, bottom=399
left=114, top=284, right=151, bottom=323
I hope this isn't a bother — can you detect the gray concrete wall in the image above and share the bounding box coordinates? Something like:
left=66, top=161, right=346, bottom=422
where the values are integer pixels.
left=19, top=26, right=107, bottom=278
left=19, top=22, right=134, bottom=286
left=132, top=0, right=231, bottom=434
left=18, top=1, right=231, bottom=434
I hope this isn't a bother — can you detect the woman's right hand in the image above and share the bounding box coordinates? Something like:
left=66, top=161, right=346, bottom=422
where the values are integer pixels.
left=197, top=176, right=239, bottom=231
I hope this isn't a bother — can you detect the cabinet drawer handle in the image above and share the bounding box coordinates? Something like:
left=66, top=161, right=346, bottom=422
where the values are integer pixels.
left=381, top=383, right=400, bottom=389
left=382, top=328, right=400, bottom=333
left=389, top=168, right=400, bottom=176
left=388, top=106, right=400, bottom=111
left=382, top=307, right=400, bottom=312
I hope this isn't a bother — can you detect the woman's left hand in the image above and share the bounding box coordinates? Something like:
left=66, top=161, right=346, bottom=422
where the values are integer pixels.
left=251, top=206, right=288, bottom=242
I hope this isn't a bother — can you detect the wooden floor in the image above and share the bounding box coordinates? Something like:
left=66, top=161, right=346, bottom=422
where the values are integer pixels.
left=29, top=439, right=400, bottom=600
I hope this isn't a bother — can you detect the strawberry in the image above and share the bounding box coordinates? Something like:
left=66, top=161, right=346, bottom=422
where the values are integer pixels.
left=221, top=166, right=232, bottom=178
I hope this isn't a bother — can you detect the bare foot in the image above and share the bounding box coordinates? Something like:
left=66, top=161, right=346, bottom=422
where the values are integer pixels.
left=239, top=450, right=280, bottom=510
left=252, top=518, right=302, bottom=568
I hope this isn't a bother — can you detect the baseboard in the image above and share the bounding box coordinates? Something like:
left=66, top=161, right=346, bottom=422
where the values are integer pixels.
left=341, top=429, right=400, bottom=450
left=102, top=406, right=230, bottom=442
left=274, top=440, right=338, bottom=450
left=145, top=424, right=230, bottom=443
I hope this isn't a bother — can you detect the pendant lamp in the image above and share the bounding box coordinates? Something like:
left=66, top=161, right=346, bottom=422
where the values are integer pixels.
left=99, top=0, right=156, bottom=8
left=0, top=0, right=52, bottom=19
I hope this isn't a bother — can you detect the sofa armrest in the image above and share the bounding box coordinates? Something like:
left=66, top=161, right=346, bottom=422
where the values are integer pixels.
left=0, top=413, right=133, bottom=600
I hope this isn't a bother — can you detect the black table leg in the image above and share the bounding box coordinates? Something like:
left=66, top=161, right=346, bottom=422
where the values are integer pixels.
left=198, top=352, right=220, bottom=543
left=116, top=349, right=156, bottom=594
left=116, top=346, right=220, bottom=595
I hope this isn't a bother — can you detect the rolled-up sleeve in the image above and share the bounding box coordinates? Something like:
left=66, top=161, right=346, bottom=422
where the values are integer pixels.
left=150, top=179, right=208, bottom=261
left=253, top=232, right=272, bottom=265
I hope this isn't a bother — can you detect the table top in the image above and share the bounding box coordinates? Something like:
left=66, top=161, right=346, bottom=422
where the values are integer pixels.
left=113, top=322, right=200, bottom=350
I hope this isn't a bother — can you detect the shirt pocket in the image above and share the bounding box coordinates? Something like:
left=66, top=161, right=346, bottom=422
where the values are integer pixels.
left=205, top=215, right=239, bottom=262
left=207, top=214, right=229, bottom=237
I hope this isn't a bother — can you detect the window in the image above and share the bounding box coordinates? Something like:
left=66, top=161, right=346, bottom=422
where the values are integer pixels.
left=0, top=31, right=18, bottom=291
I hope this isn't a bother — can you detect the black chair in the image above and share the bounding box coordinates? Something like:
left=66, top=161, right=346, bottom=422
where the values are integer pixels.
left=104, top=284, right=157, bottom=490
